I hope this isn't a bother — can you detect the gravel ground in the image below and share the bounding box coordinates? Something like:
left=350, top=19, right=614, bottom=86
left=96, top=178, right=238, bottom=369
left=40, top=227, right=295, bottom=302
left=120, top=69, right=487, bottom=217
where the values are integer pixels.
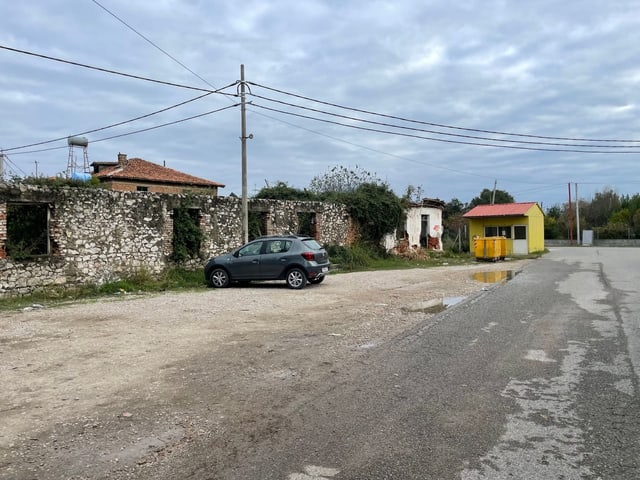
left=0, top=260, right=529, bottom=480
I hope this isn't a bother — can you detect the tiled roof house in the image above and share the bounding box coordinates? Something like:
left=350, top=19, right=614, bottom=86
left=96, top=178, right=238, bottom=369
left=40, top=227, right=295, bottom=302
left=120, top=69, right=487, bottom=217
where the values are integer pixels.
left=93, top=153, right=224, bottom=195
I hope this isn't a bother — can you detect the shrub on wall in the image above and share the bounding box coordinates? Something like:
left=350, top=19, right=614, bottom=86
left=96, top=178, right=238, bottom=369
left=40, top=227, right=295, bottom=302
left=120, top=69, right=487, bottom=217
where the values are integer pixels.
left=171, top=207, right=204, bottom=263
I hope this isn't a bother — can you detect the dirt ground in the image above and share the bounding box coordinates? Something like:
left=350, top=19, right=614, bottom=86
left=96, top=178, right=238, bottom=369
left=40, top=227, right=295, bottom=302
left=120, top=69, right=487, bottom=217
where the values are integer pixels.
left=0, top=260, right=529, bottom=480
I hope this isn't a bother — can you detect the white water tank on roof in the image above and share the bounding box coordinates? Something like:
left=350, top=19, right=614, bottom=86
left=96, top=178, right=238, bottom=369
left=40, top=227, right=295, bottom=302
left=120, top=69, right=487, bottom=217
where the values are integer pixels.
left=67, top=136, right=89, bottom=147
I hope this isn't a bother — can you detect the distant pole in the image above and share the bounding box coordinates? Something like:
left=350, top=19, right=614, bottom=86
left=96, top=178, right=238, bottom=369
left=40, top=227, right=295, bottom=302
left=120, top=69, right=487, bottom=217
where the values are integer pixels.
left=491, top=179, right=497, bottom=205
left=575, top=183, right=580, bottom=245
left=35, top=161, right=39, bottom=178
left=568, top=182, right=573, bottom=245
left=240, top=64, right=249, bottom=244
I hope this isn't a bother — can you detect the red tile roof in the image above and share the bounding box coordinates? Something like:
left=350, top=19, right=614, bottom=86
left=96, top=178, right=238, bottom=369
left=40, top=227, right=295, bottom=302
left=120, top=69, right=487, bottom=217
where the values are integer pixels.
left=463, top=202, right=539, bottom=218
left=95, top=158, right=224, bottom=188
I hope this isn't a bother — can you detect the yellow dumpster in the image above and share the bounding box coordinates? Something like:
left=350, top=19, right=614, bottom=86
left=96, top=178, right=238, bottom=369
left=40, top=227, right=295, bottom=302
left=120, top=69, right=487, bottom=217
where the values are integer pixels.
left=474, top=236, right=506, bottom=261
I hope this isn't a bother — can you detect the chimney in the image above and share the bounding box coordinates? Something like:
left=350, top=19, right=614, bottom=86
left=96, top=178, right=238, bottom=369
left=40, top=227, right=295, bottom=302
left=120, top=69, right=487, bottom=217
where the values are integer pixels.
left=117, top=153, right=127, bottom=166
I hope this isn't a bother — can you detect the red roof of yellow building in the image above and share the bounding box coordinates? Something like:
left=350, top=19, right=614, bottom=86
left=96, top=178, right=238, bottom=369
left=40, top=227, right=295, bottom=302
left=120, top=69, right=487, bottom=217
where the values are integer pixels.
left=463, top=202, right=540, bottom=218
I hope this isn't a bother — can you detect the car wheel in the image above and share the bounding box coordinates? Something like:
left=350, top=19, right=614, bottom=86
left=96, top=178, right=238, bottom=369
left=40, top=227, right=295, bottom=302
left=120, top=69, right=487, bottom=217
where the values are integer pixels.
left=286, top=268, right=307, bottom=289
left=209, top=268, right=230, bottom=288
left=309, top=276, right=325, bottom=284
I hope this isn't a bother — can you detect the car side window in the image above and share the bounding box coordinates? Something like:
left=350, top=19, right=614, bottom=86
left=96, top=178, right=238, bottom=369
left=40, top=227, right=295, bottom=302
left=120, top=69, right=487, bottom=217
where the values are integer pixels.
left=238, top=241, right=263, bottom=256
left=267, top=240, right=291, bottom=254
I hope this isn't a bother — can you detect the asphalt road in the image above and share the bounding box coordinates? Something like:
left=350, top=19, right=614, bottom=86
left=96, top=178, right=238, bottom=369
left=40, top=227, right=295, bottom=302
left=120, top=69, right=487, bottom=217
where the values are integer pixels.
left=223, top=247, right=640, bottom=479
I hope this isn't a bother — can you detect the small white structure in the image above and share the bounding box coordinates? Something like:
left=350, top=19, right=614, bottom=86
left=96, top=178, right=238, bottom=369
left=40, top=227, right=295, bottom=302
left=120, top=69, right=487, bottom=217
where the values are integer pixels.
left=383, top=198, right=445, bottom=252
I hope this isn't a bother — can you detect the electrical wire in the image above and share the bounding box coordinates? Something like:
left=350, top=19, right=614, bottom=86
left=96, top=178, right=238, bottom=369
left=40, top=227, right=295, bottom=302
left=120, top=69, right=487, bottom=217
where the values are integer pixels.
left=0, top=44, right=227, bottom=93
left=250, top=103, right=640, bottom=154
left=91, top=0, right=216, bottom=89
left=0, top=152, right=28, bottom=177
left=8, top=103, right=239, bottom=155
left=248, top=81, right=640, bottom=144
left=2, top=88, right=237, bottom=153
left=249, top=92, right=640, bottom=150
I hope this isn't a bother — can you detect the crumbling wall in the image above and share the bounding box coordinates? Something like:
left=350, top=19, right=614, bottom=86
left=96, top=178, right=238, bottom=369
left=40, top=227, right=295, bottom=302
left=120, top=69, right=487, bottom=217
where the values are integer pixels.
left=0, top=184, right=351, bottom=297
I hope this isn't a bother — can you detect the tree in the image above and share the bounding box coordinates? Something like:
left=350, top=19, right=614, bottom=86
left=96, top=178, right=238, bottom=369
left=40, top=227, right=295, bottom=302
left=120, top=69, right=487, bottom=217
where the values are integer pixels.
left=254, top=181, right=317, bottom=201
left=309, top=165, right=383, bottom=196
left=401, top=184, right=424, bottom=204
left=468, top=188, right=514, bottom=208
left=583, top=188, right=620, bottom=227
left=347, top=183, right=404, bottom=245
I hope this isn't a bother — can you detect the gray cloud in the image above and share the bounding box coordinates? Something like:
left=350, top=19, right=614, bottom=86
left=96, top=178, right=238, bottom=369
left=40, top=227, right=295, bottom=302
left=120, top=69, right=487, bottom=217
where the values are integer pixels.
left=1, top=0, right=639, bottom=206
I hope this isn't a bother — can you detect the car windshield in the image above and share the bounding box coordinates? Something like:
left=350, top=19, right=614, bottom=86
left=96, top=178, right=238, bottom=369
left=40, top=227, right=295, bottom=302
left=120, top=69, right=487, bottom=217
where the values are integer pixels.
left=302, top=239, right=323, bottom=250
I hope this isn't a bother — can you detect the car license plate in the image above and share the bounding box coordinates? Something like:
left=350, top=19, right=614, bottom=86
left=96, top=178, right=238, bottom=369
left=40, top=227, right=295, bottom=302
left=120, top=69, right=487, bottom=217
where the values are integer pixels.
left=322, top=267, right=329, bottom=273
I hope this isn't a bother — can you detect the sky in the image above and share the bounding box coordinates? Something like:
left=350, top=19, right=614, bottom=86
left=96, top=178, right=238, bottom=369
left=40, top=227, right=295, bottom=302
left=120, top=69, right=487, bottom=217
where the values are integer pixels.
left=1, top=1, right=640, bottom=209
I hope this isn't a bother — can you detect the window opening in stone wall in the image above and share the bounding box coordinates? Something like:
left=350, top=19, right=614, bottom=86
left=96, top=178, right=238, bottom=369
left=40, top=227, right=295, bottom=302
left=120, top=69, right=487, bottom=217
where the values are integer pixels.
left=136, top=186, right=149, bottom=192
left=171, top=207, right=203, bottom=262
left=297, top=212, right=317, bottom=237
left=248, top=211, right=268, bottom=240
left=6, top=203, right=50, bottom=259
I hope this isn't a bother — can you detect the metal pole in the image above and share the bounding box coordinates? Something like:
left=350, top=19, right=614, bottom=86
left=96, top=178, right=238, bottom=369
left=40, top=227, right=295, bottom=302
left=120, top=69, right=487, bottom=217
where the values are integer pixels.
left=240, top=64, right=248, bottom=244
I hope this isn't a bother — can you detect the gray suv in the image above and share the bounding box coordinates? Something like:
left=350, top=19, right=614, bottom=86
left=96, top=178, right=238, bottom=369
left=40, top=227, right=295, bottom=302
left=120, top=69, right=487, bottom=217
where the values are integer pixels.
left=204, top=235, right=330, bottom=289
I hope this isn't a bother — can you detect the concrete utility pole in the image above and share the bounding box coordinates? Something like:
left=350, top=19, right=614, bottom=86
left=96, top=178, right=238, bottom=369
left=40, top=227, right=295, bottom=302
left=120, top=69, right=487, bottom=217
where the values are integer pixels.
left=568, top=182, right=573, bottom=245
left=240, top=64, right=249, bottom=244
left=575, top=183, right=580, bottom=245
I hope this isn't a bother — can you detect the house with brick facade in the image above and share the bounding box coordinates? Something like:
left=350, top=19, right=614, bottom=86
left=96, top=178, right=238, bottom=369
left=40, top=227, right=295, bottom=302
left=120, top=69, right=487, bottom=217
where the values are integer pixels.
left=93, top=153, right=225, bottom=195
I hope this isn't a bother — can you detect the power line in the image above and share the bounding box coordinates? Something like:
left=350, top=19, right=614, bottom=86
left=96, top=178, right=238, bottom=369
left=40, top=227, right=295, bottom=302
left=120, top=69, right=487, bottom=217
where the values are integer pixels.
left=249, top=92, right=640, bottom=150
left=91, top=0, right=219, bottom=91
left=0, top=44, right=228, bottom=93
left=0, top=152, right=28, bottom=177
left=248, top=81, right=640, bottom=144
left=2, top=88, right=237, bottom=153
left=8, top=103, right=239, bottom=155
left=250, top=103, right=640, bottom=154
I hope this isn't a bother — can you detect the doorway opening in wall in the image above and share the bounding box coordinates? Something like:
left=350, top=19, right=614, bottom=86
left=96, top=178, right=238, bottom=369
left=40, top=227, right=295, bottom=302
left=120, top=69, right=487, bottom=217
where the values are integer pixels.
left=248, top=211, right=268, bottom=240
left=297, top=212, right=317, bottom=237
left=420, top=214, right=430, bottom=247
left=171, top=207, right=203, bottom=262
left=5, top=202, right=51, bottom=259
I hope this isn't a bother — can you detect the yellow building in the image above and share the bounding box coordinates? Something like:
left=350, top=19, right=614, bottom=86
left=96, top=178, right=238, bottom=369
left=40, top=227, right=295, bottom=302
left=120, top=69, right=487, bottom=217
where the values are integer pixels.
left=463, top=202, right=545, bottom=255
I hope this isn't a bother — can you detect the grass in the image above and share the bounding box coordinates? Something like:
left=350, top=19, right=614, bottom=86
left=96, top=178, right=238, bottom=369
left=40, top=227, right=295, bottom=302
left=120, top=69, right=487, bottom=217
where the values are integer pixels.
left=0, top=246, right=545, bottom=310
left=0, top=268, right=206, bottom=311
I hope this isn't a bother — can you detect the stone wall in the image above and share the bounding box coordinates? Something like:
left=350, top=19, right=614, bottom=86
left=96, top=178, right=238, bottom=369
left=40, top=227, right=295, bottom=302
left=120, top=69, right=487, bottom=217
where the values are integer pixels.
left=0, top=184, right=352, bottom=297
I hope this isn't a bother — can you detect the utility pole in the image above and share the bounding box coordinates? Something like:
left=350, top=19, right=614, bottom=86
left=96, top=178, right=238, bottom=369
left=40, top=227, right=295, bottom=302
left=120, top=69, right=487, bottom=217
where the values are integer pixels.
left=568, top=182, right=573, bottom=245
left=491, top=179, right=497, bottom=205
left=575, top=183, right=580, bottom=245
left=240, top=64, right=249, bottom=244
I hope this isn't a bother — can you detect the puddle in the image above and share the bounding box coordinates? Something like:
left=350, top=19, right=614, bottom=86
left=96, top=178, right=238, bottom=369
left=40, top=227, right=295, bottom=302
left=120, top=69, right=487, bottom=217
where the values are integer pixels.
left=472, top=270, right=516, bottom=284
left=444, top=296, right=466, bottom=307
left=404, top=296, right=467, bottom=314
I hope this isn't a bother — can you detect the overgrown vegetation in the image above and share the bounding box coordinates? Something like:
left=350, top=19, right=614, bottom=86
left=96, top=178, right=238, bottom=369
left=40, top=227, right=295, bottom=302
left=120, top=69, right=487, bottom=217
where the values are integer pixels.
left=171, top=206, right=204, bottom=262
left=259, top=166, right=403, bottom=246
left=16, top=175, right=102, bottom=189
left=0, top=268, right=206, bottom=311
left=545, top=189, right=640, bottom=240
left=5, top=203, right=49, bottom=259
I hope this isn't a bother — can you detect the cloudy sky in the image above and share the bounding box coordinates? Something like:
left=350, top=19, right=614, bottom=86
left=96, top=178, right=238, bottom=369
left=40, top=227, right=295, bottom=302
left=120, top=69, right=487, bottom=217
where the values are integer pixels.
left=1, top=0, right=639, bottom=208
